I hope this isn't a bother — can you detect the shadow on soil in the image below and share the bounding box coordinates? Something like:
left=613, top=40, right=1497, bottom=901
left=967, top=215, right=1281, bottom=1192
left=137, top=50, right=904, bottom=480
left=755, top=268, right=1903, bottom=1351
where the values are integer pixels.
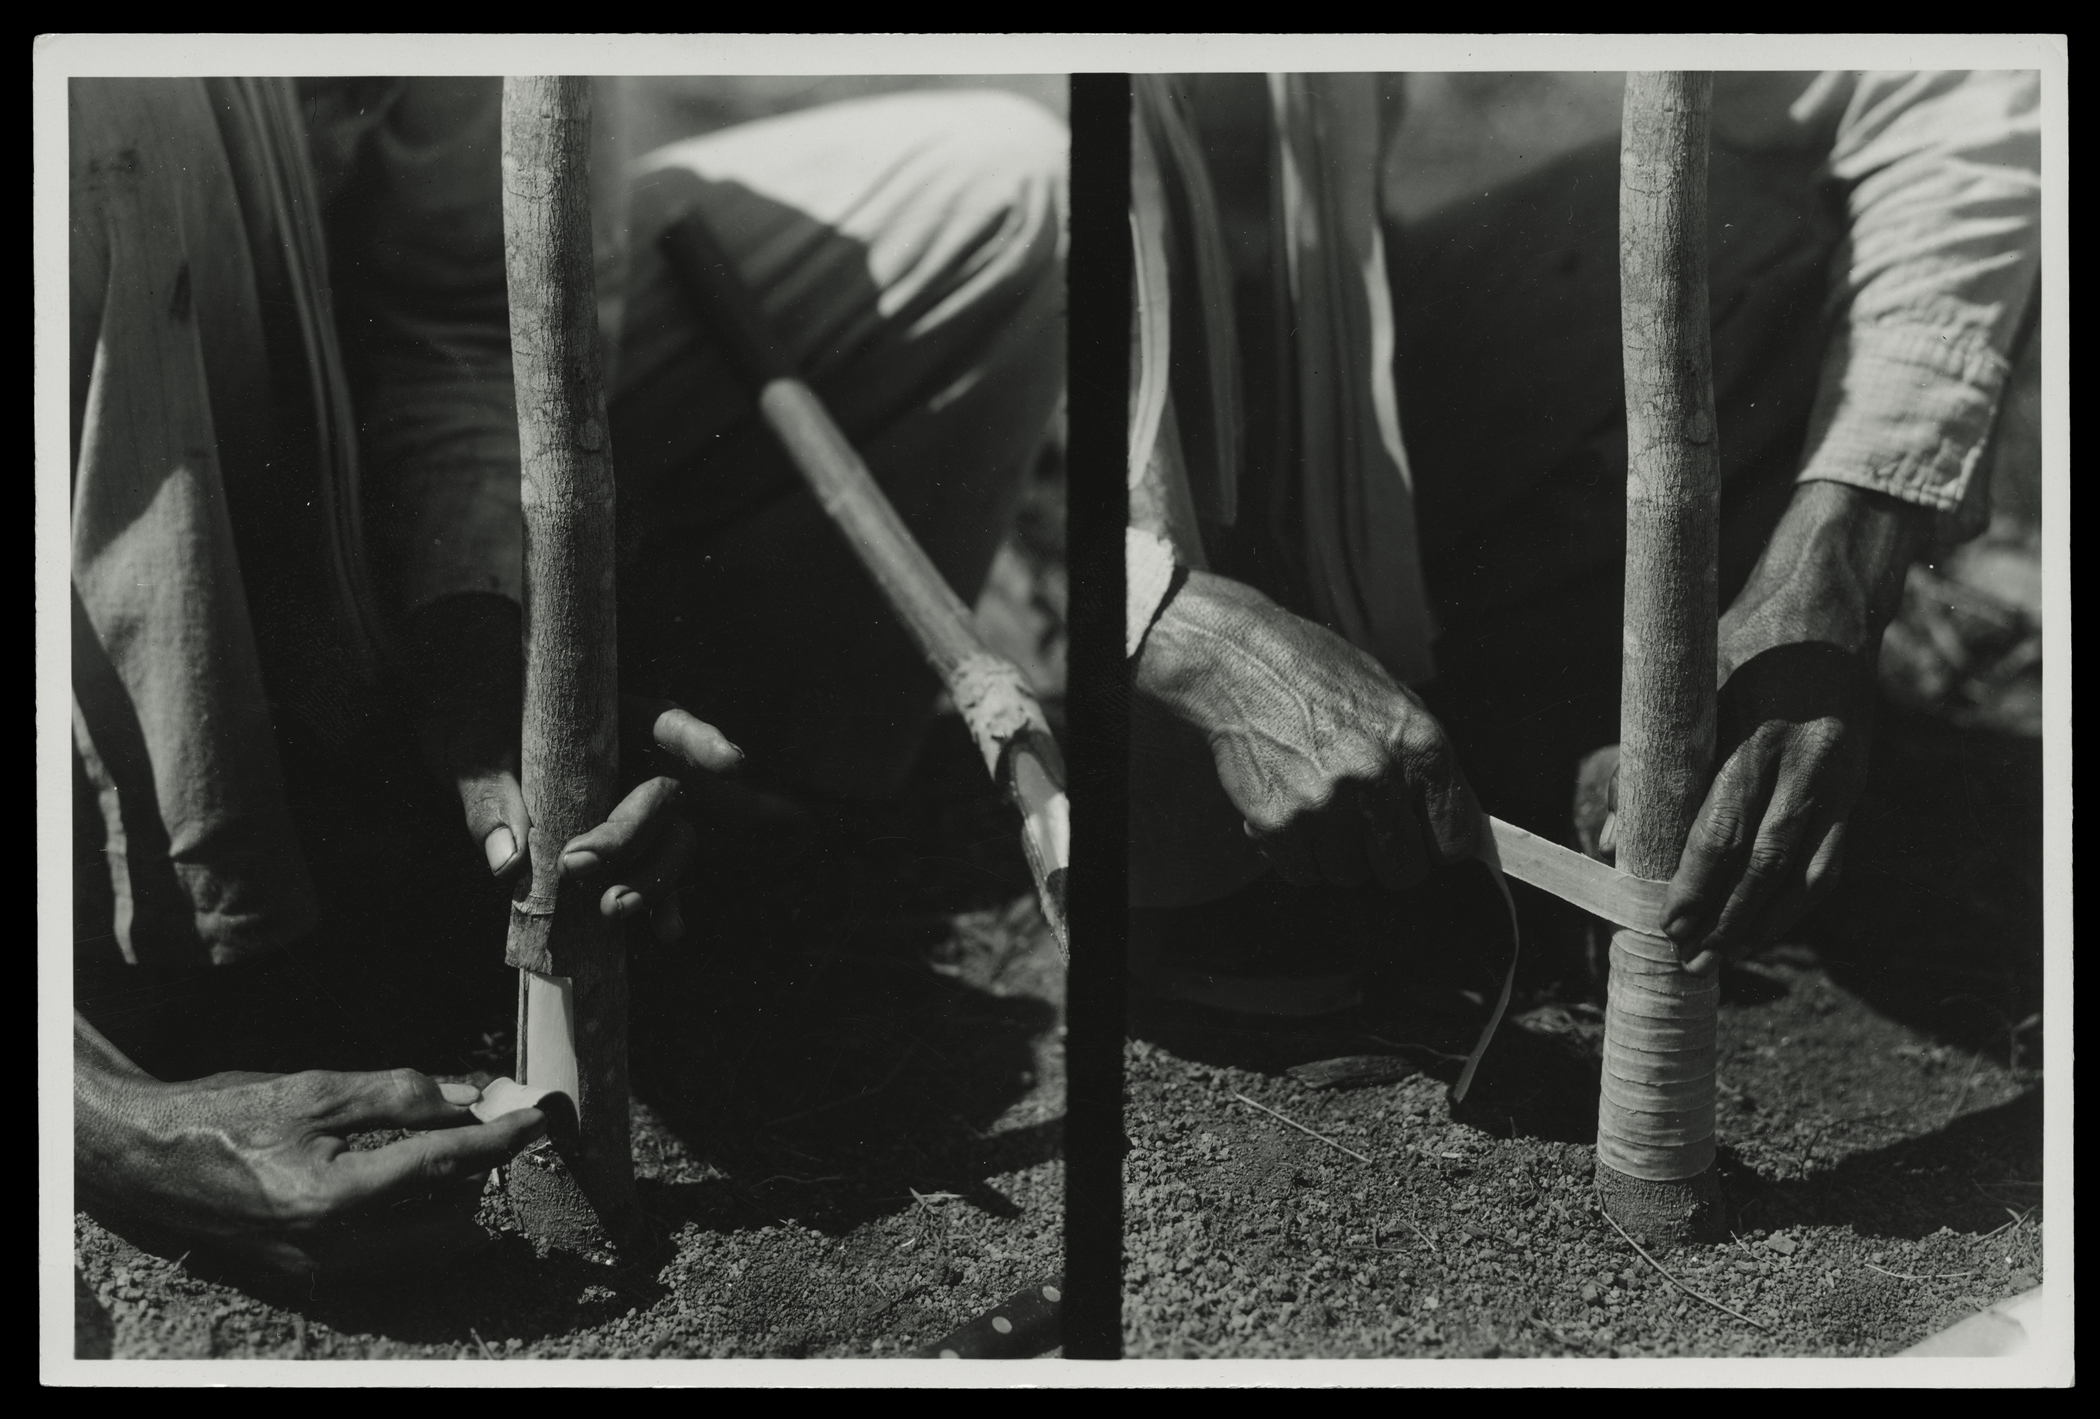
left=77, top=709, right=1059, bottom=1348
left=1809, top=705, right=2044, bottom=1068
left=1720, top=1087, right=2044, bottom=1241
left=1125, top=697, right=2043, bottom=1165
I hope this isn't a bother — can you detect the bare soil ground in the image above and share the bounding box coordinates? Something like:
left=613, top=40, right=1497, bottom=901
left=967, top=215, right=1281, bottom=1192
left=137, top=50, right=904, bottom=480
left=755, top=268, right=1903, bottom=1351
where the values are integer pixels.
left=74, top=706, right=1069, bottom=1360
left=1120, top=368, right=2047, bottom=1359
left=1121, top=683, right=2045, bottom=1358
left=73, top=453, right=1071, bottom=1361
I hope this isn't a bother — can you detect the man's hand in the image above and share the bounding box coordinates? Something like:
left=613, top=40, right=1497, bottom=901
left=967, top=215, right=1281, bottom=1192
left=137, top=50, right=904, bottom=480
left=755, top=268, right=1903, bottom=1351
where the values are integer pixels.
left=1135, top=570, right=1482, bottom=889
left=1660, top=481, right=1929, bottom=972
left=404, top=594, right=744, bottom=943
left=555, top=696, right=745, bottom=941
left=74, top=1014, right=545, bottom=1280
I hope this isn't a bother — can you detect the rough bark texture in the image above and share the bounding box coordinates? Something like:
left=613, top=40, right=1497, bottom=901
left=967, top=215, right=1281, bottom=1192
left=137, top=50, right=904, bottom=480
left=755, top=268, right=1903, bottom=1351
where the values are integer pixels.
left=1596, top=71, right=1724, bottom=1246
left=499, top=75, right=640, bottom=1253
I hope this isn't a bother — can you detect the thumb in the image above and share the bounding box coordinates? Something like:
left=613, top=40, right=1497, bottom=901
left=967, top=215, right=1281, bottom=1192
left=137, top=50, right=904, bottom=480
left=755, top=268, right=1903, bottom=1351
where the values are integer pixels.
left=460, top=769, right=530, bottom=879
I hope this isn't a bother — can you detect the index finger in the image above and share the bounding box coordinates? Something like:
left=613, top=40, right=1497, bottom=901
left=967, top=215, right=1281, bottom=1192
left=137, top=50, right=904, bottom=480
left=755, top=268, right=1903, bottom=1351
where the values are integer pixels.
left=321, top=1109, right=547, bottom=1215
left=652, top=707, right=744, bottom=776
left=562, top=775, right=682, bottom=875
left=621, top=696, right=743, bottom=777
left=1663, top=746, right=1780, bottom=951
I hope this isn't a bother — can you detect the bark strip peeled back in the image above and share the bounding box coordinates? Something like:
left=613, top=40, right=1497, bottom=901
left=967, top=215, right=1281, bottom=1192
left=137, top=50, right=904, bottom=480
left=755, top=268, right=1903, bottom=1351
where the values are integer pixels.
left=499, top=75, right=641, bottom=1254
left=1596, top=71, right=1725, bottom=1247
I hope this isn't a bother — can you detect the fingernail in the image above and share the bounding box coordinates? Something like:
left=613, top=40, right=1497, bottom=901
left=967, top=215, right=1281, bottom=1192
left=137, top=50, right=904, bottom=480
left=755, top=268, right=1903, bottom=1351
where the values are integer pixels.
left=616, top=891, right=644, bottom=918
left=484, top=827, right=516, bottom=875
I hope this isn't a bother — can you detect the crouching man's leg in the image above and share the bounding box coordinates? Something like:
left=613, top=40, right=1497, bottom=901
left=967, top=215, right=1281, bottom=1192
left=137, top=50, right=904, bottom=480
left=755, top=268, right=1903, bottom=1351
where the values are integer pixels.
left=69, top=78, right=320, bottom=977
left=70, top=81, right=549, bottom=1280
left=611, top=89, right=1068, bottom=800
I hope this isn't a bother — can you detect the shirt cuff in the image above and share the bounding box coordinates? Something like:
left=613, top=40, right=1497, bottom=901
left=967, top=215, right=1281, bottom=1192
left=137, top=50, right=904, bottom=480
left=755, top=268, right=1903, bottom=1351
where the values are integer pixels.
left=1796, top=320, right=2013, bottom=540
left=1128, top=526, right=1180, bottom=661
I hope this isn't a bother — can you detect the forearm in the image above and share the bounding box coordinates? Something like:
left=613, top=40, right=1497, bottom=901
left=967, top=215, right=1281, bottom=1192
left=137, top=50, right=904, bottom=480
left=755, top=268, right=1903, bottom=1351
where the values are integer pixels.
left=1719, top=481, right=1930, bottom=677
left=75, top=1014, right=167, bottom=1201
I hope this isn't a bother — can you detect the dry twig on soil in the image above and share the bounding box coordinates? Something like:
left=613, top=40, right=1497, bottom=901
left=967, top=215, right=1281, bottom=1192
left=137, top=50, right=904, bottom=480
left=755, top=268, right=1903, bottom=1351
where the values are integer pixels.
left=1865, top=1263, right=1975, bottom=1282
left=1980, top=1207, right=2033, bottom=1241
left=1363, top=1035, right=1472, bottom=1063
left=1599, top=1201, right=1772, bottom=1332
left=1232, top=1091, right=1373, bottom=1165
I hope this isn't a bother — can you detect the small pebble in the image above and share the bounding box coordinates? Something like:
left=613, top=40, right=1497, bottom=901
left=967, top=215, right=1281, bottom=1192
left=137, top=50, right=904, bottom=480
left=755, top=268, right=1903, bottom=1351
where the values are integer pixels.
left=2010, top=1271, right=2037, bottom=1291
left=1763, top=1233, right=1798, bottom=1256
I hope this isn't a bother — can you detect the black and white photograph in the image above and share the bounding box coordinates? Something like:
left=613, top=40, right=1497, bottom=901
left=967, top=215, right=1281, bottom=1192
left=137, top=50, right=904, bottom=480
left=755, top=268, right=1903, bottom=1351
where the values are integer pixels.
left=1120, top=62, right=2062, bottom=1364
left=53, top=57, right=1073, bottom=1364
left=38, top=34, right=2067, bottom=1386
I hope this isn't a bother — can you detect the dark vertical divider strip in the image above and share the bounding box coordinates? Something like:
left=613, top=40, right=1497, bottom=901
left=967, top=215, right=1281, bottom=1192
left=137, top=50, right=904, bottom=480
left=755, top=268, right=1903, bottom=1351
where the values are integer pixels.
left=1061, top=72, right=1131, bottom=1362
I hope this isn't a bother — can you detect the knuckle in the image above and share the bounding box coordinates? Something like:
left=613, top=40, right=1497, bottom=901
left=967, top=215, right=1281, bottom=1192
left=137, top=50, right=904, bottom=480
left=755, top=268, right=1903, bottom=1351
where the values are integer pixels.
left=1691, top=808, right=1748, bottom=858
left=1244, top=804, right=1297, bottom=839
left=1743, top=840, right=1792, bottom=883
left=291, top=1071, right=344, bottom=1112
left=412, top=1145, right=458, bottom=1186
left=385, top=1067, right=431, bottom=1107
left=1390, top=714, right=1448, bottom=770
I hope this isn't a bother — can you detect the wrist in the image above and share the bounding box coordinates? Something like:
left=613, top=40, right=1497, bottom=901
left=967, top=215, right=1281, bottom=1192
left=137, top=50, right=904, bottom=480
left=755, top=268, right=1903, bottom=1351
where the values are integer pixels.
left=1719, top=481, right=1929, bottom=678
left=1134, top=571, right=1286, bottom=735
left=75, top=1048, right=171, bottom=1198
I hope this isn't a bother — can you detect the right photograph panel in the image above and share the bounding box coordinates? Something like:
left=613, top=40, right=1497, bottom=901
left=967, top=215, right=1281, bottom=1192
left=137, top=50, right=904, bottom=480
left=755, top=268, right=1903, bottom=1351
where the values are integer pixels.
left=1122, top=71, right=2043, bottom=1358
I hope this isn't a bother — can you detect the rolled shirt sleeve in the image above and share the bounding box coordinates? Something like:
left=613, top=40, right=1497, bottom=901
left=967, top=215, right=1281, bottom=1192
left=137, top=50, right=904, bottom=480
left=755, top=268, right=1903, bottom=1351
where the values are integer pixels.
left=1795, top=70, right=2042, bottom=537
left=1127, top=526, right=1180, bottom=660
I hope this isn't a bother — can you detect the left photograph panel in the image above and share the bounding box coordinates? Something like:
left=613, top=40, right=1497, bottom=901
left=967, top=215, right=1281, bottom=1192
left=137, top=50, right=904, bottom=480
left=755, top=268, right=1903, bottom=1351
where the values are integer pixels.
left=67, top=73, right=1069, bottom=1360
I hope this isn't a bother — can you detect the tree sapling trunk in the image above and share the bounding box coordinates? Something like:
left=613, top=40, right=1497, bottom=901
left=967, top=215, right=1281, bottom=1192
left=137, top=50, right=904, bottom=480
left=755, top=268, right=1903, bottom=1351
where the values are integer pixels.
left=1595, top=70, right=1725, bottom=1246
left=499, top=74, right=641, bottom=1254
